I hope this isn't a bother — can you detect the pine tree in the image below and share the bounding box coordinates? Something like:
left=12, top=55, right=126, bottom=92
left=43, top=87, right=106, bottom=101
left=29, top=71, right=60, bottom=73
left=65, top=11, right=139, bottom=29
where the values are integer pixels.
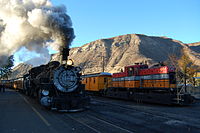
left=0, top=55, right=14, bottom=80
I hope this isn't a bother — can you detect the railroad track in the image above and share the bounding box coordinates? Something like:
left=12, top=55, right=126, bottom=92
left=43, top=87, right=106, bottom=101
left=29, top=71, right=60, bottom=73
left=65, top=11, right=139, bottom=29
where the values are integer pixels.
left=91, top=97, right=200, bottom=130
left=20, top=93, right=200, bottom=133
left=60, top=99, right=166, bottom=133
left=19, top=92, right=136, bottom=133
left=64, top=113, right=135, bottom=133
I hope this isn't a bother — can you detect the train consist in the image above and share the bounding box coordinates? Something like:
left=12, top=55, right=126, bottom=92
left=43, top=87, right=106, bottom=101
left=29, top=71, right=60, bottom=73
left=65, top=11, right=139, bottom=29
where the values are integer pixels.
left=1, top=77, right=23, bottom=90
left=82, top=63, right=195, bottom=105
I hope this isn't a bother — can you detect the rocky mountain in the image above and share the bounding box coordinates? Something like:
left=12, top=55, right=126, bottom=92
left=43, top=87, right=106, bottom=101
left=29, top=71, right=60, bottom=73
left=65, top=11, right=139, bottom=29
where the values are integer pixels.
left=11, top=34, right=199, bottom=78
left=9, top=63, right=32, bottom=79
left=51, top=34, right=199, bottom=74
left=187, top=42, right=200, bottom=47
left=185, top=42, right=200, bottom=65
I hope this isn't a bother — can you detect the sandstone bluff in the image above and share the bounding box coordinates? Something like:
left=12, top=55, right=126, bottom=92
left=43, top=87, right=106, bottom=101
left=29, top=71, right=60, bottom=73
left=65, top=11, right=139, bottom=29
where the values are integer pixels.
left=52, top=34, right=200, bottom=74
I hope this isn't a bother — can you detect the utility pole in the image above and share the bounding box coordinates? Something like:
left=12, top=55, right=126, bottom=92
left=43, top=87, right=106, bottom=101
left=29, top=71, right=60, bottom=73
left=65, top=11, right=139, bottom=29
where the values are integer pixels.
left=184, top=65, right=187, bottom=92
left=102, top=55, right=105, bottom=72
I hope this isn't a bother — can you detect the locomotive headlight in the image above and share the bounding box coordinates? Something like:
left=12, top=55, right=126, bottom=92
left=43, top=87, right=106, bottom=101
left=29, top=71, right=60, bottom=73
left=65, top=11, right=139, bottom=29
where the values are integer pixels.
left=42, top=90, right=49, bottom=96
left=67, top=59, right=74, bottom=66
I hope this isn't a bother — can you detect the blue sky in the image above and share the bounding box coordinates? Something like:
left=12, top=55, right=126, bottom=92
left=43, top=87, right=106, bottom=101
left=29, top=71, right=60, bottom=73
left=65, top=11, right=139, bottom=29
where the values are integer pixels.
left=52, top=0, right=200, bottom=47
left=14, top=0, right=200, bottom=66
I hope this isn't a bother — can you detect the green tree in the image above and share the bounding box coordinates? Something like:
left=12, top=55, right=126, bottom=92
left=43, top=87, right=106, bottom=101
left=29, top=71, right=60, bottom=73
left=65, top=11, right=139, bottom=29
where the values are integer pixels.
left=0, top=55, right=14, bottom=79
left=178, top=53, right=198, bottom=85
left=168, top=49, right=200, bottom=91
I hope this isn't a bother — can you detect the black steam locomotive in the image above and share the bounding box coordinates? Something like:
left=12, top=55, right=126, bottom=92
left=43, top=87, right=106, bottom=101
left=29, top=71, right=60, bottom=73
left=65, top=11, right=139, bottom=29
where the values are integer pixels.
left=23, top=48, right=90, bottom=112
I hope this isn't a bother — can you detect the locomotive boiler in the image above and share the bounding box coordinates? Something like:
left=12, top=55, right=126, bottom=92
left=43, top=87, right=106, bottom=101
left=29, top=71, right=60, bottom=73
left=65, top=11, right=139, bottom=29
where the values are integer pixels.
left=23, top=48, right=90, bottom=112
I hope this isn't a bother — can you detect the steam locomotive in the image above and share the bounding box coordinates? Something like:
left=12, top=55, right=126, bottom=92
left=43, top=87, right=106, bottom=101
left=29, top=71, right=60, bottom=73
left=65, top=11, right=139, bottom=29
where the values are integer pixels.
left=23, top=59, right=90, bottom=112
left=15, top=47, right=89, bottom=112
left=1, top=48, right=90, bottom=112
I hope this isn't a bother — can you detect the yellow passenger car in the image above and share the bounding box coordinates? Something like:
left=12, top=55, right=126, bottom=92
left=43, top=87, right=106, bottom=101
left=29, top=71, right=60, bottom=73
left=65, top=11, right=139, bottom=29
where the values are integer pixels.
left=82, top=72, right=112, bottom=92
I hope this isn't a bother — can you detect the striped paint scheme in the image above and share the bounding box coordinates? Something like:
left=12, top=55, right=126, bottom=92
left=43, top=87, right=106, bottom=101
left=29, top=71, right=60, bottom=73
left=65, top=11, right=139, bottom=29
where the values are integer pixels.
left=112, top=73, right=169, bottom=81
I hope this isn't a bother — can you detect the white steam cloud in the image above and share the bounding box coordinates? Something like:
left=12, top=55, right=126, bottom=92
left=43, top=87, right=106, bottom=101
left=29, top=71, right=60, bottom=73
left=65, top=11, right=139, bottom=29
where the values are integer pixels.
left=0, top=0, right=74, bottom=67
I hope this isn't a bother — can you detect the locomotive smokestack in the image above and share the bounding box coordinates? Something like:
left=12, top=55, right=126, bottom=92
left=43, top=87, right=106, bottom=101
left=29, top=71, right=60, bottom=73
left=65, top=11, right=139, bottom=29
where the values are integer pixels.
left=61, top=47, right=69, bottom=61
left=60, top=47, right=70, bottom=64
left=59, top=28, right=74, bottom=64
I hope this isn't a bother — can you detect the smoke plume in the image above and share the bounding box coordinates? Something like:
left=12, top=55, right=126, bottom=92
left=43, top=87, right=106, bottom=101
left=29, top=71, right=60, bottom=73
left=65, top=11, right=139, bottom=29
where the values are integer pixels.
left=0, top=0, right=74, bottom=67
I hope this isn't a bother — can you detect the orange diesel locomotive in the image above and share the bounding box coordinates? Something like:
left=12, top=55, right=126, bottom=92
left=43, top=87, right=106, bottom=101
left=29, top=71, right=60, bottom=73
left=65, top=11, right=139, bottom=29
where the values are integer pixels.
left=82, top=63, right=194, bottom=105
